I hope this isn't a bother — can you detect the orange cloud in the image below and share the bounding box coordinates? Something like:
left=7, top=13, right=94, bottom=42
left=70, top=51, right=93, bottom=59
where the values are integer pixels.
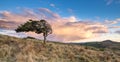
left=0, top=8, right=109, bottom=41
left=51, top=20, right=108, bottom=41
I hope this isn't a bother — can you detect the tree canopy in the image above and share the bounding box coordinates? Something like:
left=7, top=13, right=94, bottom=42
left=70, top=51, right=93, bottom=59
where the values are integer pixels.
left=15, top=19, right=52, bottom=44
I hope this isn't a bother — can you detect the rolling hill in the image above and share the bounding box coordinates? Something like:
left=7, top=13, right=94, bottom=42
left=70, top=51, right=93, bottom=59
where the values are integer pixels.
left=75, top=40, right=120, bottom=50
left=0, top=34, right=120, bottom=62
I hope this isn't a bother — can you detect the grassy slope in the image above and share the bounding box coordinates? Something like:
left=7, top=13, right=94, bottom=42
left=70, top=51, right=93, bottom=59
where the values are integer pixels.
left=0, top=34, right=120, bottom=62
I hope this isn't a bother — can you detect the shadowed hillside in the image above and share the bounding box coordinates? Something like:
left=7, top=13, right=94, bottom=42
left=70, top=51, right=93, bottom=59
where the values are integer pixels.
left=79, top=40, right=120, bottom=50
left=0, top=34, right=120, bottom=62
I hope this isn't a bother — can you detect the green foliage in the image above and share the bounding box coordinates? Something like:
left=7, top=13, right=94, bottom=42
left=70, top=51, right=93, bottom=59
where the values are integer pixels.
left=15, top=19, right=52, bottom=34
left=15, top=19, right=52, bottom=44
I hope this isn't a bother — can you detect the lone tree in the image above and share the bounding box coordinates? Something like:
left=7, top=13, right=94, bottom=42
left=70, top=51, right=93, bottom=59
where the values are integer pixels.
left=15, top=19, right=52, bottom=44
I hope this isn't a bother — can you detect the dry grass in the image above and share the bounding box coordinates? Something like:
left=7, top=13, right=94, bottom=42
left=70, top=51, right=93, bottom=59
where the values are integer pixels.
left=0, top=34, right=120, bottom=62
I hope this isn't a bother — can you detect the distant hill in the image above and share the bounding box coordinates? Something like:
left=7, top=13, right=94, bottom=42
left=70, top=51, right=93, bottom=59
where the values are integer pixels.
left=0, top=34, right=120, bottom=62
left=79, top=40, right=120, bottom=50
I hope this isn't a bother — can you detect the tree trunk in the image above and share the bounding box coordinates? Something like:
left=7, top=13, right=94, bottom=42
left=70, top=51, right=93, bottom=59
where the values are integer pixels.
left=43, top=35, right=46, bottom=44
left=43, top=32, right=47, bottom=44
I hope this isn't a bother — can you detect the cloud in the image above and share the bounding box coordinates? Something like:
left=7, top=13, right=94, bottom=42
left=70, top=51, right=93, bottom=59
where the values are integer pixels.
left=68, top=8, right=74, bottom=15
left=50, top=4, right=55, bottom=7
left=104, top=18, right=120, bottom=31
left=104, top=18, right=120, bottom=25
left=109, top=26, right=120, bottom=28
left=0, top=20, right=18, bottom=29
left=0, top=8, right=109, bottom=41
left=106, top=0, right=120, bottom=5
left=115, top=30, right=120, bottom=34
left=0, top=29, right=26, bottom=38
left=0, top=10, right=38, bottom=23
left=49, top=3, right=60, bottom=11
left=106, top=0, right=113, bottom=5
left=105, top=20, right=118, bottom=24
left=52, top=21, right=108, bottom=41
left=38, top=8, right=60, bottom=19
left=85, top=25, right=108, bottom=33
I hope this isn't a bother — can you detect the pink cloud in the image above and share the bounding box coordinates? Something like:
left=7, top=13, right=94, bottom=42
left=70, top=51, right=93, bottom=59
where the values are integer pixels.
left=0, top=8, right=109, bottom=41
left=0, top=20, right=17, bottom=29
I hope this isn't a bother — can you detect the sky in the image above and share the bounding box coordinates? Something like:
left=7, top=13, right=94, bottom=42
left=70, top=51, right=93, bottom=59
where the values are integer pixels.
left=0, top=0, right=120, bottom=43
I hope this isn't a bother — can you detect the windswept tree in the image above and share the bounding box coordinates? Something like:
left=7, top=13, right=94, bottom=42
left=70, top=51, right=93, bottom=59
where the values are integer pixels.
left=15, top=19, right=52, bottom=44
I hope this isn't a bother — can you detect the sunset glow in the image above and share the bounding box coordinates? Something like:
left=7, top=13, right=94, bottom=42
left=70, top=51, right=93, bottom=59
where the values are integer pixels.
left=0, top=0, right=120, bottom=42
